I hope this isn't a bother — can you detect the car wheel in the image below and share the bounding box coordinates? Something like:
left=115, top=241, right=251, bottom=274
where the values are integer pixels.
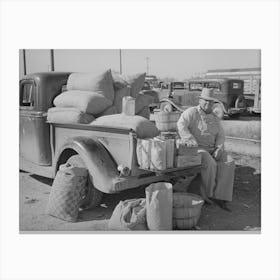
left=66, top=155, right=103, bottom=209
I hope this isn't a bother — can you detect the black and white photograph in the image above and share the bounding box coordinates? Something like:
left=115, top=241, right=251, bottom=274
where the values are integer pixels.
left=19, top=49, right=261, bottom=232
left=1, top=1, right=280, bottom=280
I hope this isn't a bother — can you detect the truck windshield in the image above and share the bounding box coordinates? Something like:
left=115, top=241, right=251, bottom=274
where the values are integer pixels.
left=189, top=82, right=203, bottom=91
left=172, top=82, right=185, bottom=89
left=204, top=82, right=221, bottom=90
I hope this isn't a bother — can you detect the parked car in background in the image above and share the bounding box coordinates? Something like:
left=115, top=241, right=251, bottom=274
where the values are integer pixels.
left=145, top=75, right=158, bottom=88
left=142, top=81, right=152, bottom=91
left=171, top=78, right=247, bottom=119
left=170, top=81, right=186, bottom=90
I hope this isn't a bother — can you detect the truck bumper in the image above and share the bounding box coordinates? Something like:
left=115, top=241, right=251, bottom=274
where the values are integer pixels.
left=227, top=108, right=246, bottom=115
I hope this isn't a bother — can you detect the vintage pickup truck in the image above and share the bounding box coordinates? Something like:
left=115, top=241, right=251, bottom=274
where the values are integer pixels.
left=20, top=72, right=200, bottom=209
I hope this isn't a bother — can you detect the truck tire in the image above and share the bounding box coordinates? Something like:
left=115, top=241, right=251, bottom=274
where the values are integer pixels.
left=66, top=155, right=103, bottom=209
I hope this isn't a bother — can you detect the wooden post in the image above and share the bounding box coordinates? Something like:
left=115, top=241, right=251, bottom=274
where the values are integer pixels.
left=23, top=49, right=27, bottom=75
left=50, top=49, right=55, bottom=71
left=119, top=49, right=122, bottom=74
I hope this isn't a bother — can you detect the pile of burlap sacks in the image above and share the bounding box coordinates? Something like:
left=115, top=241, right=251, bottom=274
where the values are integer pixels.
left=108, top=182, right=204, bottom=231
left=47, top=69, right=156, bottom=124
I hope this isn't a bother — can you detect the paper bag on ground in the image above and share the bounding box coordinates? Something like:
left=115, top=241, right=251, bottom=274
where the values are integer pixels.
left=145, top=182, right=173, bottom=230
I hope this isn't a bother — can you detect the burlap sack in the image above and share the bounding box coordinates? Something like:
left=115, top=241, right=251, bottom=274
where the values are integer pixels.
left=146, top=182, right=173, bottom=230
left=108, top=198, right=147, bottom=231
left=92, top=114, right=159, bottom=138
left=135, top=93, right=154, bottom=114
left=47, top=107, right=95, bottom=124
left=54, top=90, right=112, bottom=115
left=112, top=72, right=146, bottom=98
left=66, top=70, right=115, bottom=102
left=96, top=105, right=118, bottom=117
left=137, top=106, right=150, bottom=119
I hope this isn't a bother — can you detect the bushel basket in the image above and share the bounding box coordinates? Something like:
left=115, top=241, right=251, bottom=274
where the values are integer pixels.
left=173, top=192, right=204, bottom=230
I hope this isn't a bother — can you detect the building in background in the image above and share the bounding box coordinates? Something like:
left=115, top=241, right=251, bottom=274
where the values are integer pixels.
left=205, top=67, right=261, bottom=113
left=205, top=67, right=261, bottom=96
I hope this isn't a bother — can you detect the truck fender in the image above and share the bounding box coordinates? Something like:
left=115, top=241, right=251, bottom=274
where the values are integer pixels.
left=54, top=137, right=120, bottom=193
left=214, top=101, right=227, bottom=113
left=235, top=95, right=246, bottom=109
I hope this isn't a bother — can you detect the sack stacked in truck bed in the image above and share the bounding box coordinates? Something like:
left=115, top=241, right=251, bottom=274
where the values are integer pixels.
left=54, top=90, right=112, bottom=115
left=112, top=72, right=146, bottom=98
left=66, top=70, right=115, bottom=102
left=52, top=70, right=115, bottom=120
left=47, top=107, right=95, bottom=124
left=135, top=93, right=153, bottom=119
left=92, top=114, right=159, bottom=138
left=112, top=72, right=150, bottom=117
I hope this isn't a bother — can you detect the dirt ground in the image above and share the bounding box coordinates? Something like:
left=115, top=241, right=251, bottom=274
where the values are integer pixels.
left=19, top=152, right=260, bottom=232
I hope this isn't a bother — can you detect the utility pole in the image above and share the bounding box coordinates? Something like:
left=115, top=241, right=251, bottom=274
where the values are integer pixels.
left=146, top=57, right=150, bottom=75
left=119, top=49, right=122, bottom=74
left=23, top=49, right=27, bottom=75
left=50, top=49, right=55, bottom=71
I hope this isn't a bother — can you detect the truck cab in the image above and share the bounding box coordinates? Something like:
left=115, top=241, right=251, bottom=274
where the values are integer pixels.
left=20, top=72, right=71, bottom=167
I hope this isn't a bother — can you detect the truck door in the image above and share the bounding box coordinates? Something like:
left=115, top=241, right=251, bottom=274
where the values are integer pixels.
left=19, top=79, right=52, bottom=165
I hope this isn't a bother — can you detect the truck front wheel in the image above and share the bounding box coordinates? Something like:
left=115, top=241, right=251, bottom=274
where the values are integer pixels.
left=66, top=155, right=103, bottom=209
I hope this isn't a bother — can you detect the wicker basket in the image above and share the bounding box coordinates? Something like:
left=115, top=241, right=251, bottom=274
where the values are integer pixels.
left=172, top=193, right=204, bottom=229
left=154, top=111, right=181, bottom=132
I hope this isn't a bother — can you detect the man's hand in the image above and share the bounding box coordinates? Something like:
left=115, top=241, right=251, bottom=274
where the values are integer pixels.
left=213, top=147, right=223, bottom=161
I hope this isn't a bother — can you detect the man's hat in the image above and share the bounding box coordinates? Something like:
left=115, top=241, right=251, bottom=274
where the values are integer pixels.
left=199, top=88, right=218, bottom=102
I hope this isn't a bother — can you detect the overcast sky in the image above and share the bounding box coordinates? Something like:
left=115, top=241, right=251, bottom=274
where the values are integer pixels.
left=20, top=49, right=261, bottom=80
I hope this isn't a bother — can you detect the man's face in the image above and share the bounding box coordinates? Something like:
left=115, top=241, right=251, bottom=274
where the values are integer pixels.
left=199, top=98, right=214, bottom=114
